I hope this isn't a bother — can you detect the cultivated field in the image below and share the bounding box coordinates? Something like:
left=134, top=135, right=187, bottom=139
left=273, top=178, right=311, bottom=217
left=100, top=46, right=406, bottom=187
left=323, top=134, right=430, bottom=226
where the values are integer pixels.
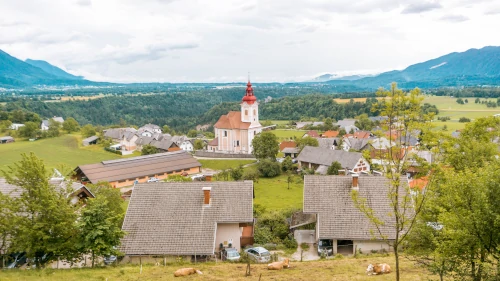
left=0, top=135, right=122, bottom=171
left=0, top=255, right=436, bottom=281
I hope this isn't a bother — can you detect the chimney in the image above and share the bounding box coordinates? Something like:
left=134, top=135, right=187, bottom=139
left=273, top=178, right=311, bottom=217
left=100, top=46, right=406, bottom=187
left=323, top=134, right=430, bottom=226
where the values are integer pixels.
left=203, top=187, right=211, bottom=205
left=352, top=174, right=359, bottom=190
left=338, top=169, right=346, bottom=176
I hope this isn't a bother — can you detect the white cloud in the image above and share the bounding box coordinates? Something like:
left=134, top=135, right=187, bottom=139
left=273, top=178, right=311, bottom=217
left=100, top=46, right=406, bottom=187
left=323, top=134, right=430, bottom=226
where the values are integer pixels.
left=0, top=0, right=498, bottom=82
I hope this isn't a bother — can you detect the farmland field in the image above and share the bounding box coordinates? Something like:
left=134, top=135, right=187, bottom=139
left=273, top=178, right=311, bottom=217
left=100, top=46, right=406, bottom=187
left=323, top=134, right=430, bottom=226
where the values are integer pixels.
left=0, top=254, right=436, bottom=281
left=0, top=134, right=122, bottom=171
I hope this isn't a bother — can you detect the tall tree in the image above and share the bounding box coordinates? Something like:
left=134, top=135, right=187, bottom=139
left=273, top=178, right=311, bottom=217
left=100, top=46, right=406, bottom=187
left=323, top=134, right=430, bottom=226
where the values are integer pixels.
left=351, top=83, right=435, bottom=281
left=193, top=139, right=205, bottom=150
left=81, top=124, right=97, bottom=138
left=19, top=121, right=39, bottom=139
left=327, top=161, right=342, bottom=175
left=251, top=131, right=279, bottom=161
left=296, top=136, right=319, bottom=152
left=0, top=192, right=18, bottom=267
left=2, top=153, right=79, bottom=267
left=62, top=117, right=80, bottom=133
left=47, top=119, right=61, bottom=137
left=354, top=114, right=374, bottom=130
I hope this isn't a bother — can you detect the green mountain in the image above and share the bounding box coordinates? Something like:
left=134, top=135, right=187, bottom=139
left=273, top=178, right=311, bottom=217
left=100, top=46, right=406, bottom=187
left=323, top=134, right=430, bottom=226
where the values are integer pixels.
left=0, top=49, right=96, bottom=88
left=327, top=46, right=500, bottom=89
left=25, top=59, right=83, bottom=80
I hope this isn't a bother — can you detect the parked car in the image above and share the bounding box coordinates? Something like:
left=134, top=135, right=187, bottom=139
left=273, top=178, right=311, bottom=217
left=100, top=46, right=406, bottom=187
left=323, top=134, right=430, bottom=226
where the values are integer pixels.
left=244, top=247, right=271, bottom=263
left=147, top=177, right=160, bottom=183
left=317, top=239, right=333, bottom=256
left=6, top=253, right=27, bottom=269
left=103, top=255, right=117, bottom=265
left=222, top=248, right=240, bottom=262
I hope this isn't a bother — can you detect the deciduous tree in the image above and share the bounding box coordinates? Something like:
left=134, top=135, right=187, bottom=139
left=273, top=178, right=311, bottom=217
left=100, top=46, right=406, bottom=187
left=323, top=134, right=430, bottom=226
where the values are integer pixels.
left=296, top=136, right=318, bottom=152
left=141, top=144, right=159, bottom=155
left=327, top=161, right=342, bottom=175
left=62, top=117, right=80, bottom=133
left=252, top=131, right=279, bottom=161
left=81, top=124, right=96, bottom=138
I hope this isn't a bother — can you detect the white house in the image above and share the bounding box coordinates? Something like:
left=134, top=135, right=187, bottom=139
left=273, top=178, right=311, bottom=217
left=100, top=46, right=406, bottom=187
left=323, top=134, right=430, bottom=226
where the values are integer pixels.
left=41, top=117, right=64, bottom=131
left=9, top=123, right=25, bottom=130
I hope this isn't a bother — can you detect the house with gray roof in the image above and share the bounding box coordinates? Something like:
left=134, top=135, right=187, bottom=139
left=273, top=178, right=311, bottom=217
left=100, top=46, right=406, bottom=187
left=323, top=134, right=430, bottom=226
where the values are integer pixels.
left=317, top=138, right=339, bottom=150
left=103, top=127, right=137, bottom=141
left=120, top=181, right=254, bottom=262
left=0, top=136, right=14, bottom=144
left=342, top=138, right=371, bottom=152
left=297, top=146, right=370, bottom=174
left=41, top=116, right=64, bottom=131
left=303, top=175, right=408, bottom=255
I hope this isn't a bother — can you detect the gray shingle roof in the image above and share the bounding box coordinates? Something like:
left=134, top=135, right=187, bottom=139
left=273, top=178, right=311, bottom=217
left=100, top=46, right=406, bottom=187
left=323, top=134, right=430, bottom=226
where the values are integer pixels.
left=120, top=181, right=254, bottom=256
left=303, top=175, right=408, bottom=240
left=317, top=138, right=338, bottom=150
left=297, top=146, right=363, bottom=169
left=282, top=147, right=299, bottom=154
left=0, top=178, right=22, bottom=198
left=1, top=178, right=92, bottom=198
left=103, top=128, right=137, bottom=140
left=82, top=136, right=98, bottom=143
left=75, top=150, right=201, bottom=183
left=344, top=138, right=370, bottom=151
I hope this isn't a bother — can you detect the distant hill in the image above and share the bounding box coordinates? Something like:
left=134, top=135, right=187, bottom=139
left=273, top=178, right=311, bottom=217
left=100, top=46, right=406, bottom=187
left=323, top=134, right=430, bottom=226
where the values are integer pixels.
left=25, top=59, right=83, bottom=80
left=311, top=73, right=371, bottom=82
left=327, top=46, right=500, bottom=89
left=0, top=49, right=97, bottom=88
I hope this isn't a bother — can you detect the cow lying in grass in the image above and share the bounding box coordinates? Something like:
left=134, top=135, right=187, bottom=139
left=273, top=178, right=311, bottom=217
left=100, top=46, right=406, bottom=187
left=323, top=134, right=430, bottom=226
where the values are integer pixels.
left=268, top=258, right=290, bottom=270
left=366, top=263, right=391, bottom=275
left=173, top=268, right=203, bottom=277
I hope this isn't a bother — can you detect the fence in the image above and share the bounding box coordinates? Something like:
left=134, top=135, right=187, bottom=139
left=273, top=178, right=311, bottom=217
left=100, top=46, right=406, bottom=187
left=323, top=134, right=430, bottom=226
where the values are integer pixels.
left=195, top=151, right=256, bottom=159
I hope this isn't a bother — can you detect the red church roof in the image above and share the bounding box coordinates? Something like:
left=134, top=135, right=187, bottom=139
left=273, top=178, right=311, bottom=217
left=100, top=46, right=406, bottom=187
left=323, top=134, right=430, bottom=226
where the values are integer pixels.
left=242, top=80, right=257, bottom=104
left=214, top=111, right=251, bottom=130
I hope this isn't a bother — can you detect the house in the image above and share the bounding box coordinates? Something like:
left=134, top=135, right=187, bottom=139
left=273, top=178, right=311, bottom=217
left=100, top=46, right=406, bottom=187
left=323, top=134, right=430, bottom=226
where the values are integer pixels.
left=348, top=130, right=373, bottom=139
left=294, top=121, right=324, bottom=129
left=0, top=136, right=14, bottom=144
left=321, top=130, right=339, bottom=138
left=282, top=147, right=299, bottom=158
left=342, top=138, right=370, bottom=152
left=209, top=80, right=262, bottom=154
left=74, top=150, right=201, bottom=188
left=120, top=181, right=254, bottom=263
left=0, top=177, right=94, bottom=205
left=303, top=174, right=407, bottom=255
left=335, top=119, right=357, bottom=128
left=9, top=123, right=24, bottom=130
left=368, top=116, right=389, bottom=123
left=170, top=136, right=194, bottom=151
left=343, top=125, right=359, bottom=134
left=297, top=146, right=370, bottom=174
left=138, top=124, right=162, bottom=136
left=303, top=130, right=319, bottom=138
left=41, top=117, right=64, bottom=130
left=280, top=140, right=297, bottom=151
left=103, top=127, right=137, bottom=142
left=82, top=136, right=98, bottom=146
left=317, top=138, right=339, bottom=150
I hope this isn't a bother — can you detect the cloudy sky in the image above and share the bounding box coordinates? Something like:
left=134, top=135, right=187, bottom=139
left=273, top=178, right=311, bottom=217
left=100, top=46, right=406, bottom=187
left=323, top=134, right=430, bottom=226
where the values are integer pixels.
left=1, top=0, right=499, bottom=83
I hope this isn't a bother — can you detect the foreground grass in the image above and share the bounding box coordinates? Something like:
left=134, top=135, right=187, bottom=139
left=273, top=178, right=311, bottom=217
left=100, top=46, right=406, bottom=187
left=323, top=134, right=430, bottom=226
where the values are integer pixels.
left=254, top=174, right=303, bottom=210
left=0, top=255, right=436, bottom=281
left=0, top=135, right=120, bottom=171
left=198, top=160, right=256, bottom=171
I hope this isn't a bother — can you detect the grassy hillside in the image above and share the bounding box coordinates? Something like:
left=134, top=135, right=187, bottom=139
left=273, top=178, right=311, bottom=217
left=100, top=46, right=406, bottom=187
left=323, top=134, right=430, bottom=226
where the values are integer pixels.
left=0, top=135, right=121, bottom=171
left=0, top=255, right=436, bottom=281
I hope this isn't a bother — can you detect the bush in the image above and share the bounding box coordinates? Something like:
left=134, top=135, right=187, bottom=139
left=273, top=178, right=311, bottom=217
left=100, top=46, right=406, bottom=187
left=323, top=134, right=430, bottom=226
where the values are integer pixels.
left=300, top=243, right=310, bottom=251
left=230, top=166, right=243, bottom=181
left=437, top=116, right=451, bottom=122
left=243, top=169, right=259, bottom=182
left=257, top=159, right=281, bottom=178
left=283, top=236, right=298, bottom=249
left=104, top=147, right=122, bottom=155
left=281, top=156, right=294, bottom=172
left=334, top=253, right=344, bottom=259
left=459, top=117, right=471, bottom=123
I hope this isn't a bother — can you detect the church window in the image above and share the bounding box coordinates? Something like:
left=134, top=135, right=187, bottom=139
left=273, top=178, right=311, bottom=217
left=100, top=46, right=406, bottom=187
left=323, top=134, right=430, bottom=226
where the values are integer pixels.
left=236, top=140, right=240, bottom=146
left=245, top=110, right=248, bottom=116
left=253, top=109, right=256, bottom=115
left=224, top=131, right=228, bottom=137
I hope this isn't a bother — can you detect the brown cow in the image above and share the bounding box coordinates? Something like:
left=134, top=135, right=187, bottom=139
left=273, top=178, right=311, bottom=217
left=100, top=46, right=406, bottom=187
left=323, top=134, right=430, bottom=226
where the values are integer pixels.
left=366, top=263, right=391, bottom=275
left=267, top=258, right=290, bottom=270
left=173, top=268, right=203, bottom=277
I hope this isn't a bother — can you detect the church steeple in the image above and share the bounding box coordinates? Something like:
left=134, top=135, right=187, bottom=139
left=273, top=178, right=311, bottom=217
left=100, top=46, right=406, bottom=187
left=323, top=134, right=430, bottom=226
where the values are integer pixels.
left=241, top=78, right=259, bottom=125
left=242, top=79, right=257, bottom=105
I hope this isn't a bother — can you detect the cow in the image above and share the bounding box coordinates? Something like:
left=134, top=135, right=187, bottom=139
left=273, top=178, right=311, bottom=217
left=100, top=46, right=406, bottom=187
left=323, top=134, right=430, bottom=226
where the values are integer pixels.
left=366, top=263, right=391, bottom=275
left=267, top=258, right=290, bottom=270
left=173, top=268, right=203, bottom=277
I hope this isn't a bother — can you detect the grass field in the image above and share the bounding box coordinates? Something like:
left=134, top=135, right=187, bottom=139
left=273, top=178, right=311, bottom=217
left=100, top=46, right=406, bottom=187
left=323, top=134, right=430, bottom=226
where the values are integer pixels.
left=271, top=129, right=306, bottom=140
left=254, top=174, right=304, bottom=210
left=198, top=159, right=256, bottom=170
left=0, top=255, right=435, bottom=281
left=0, top=135, right=122, bottom=171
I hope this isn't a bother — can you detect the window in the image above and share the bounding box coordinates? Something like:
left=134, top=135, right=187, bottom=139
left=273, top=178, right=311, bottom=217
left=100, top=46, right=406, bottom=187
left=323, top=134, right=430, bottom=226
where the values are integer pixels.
left=236, top=140, right=240, bottom=147
left=224, top=131, right=228, bottom=137
left=253, top=109, right=256, bottom=115
left=245, top=110, right=248, bottom=116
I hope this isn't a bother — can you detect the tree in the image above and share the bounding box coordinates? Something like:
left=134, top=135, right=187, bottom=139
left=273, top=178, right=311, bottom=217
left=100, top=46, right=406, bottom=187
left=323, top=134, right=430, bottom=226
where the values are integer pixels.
left=296, top=136, right=319, bottom=152
left=0, top=191, right=18, bottom=267
left=354, top=114, right=374, bottom=131
left=456, top=98, right=465, bottom=104
left=475, top=98, right=480, bottom=104
left=459, top=117, right=471, bottom=123
left=2, top=153, right=79, bottom=267
left=187, top=130, right=198, bottom=138
left=162, top=125, right=171, bottom=134
left=230, top=166, right=244, bottom=181
left=19, top=121, right=39, bottom=139
left=62, top=117, right=80, bottom=133
left=81, top=124, right=97, bottom=138
left=464, top=98, right=468, bottom=104
left=327, top=161, right=342, bottom=175
left=351, top=83, right=435, bottom=281
left=339, top=128, right=347, bottom=137
left=194, top=139, right=205, bottom=150
left=323, top=117, right=334, bottom=131
left=286, top=172, right=293, bottom=190
left=141, top=144, right=159, bottom=155
left=252, top=131, right=279, bottom=161
left=47, top=119, right=61, bottom=137
left=257, top=159, right=281, bottom=177
left=442, top=125, right=448, bottom=131
left=281, top=156, right=294, bottom=172
left=78, top=196, right=125, bottom=267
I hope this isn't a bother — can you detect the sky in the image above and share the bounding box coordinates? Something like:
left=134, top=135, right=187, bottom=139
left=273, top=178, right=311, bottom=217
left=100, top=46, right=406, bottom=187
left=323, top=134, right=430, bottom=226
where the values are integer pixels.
left=1, top=0, right=499, bottom=83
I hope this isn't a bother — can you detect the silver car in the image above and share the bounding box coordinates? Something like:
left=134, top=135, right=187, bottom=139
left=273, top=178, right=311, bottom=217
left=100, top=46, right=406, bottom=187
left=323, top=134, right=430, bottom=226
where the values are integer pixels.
left=222, top=248, right=241, bottom=261
left=244, top=247, right=271, bottom=263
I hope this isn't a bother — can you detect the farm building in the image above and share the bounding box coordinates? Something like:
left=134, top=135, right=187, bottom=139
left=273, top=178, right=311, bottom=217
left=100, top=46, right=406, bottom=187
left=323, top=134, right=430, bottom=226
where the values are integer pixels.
left=73, top=150, right=201, bottom=188
left=297, top=146, right=370, bottom=174
left=0, top=136, right=14, bottom=144
left=82, top=135, right=98, bottom=146
left=120, top=181, right=254, bottom=263
left=303, top=175, right=407, bottom=255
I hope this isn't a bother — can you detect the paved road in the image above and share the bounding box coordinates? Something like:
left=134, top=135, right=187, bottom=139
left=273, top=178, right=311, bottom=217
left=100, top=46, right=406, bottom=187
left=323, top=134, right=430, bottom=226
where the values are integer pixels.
left=291, top=230, right=320, bottom=261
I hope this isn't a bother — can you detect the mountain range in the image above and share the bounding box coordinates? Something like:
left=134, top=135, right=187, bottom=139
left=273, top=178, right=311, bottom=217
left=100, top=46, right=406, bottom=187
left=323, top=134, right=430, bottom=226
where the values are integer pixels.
left=1, top=46, right=500, bottom=89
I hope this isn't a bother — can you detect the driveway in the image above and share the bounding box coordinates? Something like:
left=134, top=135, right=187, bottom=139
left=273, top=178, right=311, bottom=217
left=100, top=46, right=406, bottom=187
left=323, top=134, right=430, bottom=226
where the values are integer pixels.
left=291, top=230, right=320, bottom=261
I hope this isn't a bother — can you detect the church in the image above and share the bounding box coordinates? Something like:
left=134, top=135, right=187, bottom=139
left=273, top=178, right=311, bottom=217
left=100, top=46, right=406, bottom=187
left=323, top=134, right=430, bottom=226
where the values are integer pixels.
left=207, top=80, right=263, bottom=154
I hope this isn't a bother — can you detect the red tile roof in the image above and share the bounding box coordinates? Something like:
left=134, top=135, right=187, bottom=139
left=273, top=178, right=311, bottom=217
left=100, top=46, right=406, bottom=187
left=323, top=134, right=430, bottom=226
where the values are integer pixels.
left=280, top=141, right=297, bottom=151
left=305, top=130, right=319, bottom=138
left=214, top=111, right=251, bottom=130
left=322, top=130, right=339, bottom=138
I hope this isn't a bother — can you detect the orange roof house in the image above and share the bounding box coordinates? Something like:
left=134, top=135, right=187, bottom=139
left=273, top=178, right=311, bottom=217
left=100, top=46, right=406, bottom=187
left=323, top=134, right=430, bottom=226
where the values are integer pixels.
left=214, top=111, right=251, bottom=130
left=321, top=130, right=339, bottom=138
left=304, top=130, right=320, bottom=138
left=280, top=140, right=297, bottom=151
